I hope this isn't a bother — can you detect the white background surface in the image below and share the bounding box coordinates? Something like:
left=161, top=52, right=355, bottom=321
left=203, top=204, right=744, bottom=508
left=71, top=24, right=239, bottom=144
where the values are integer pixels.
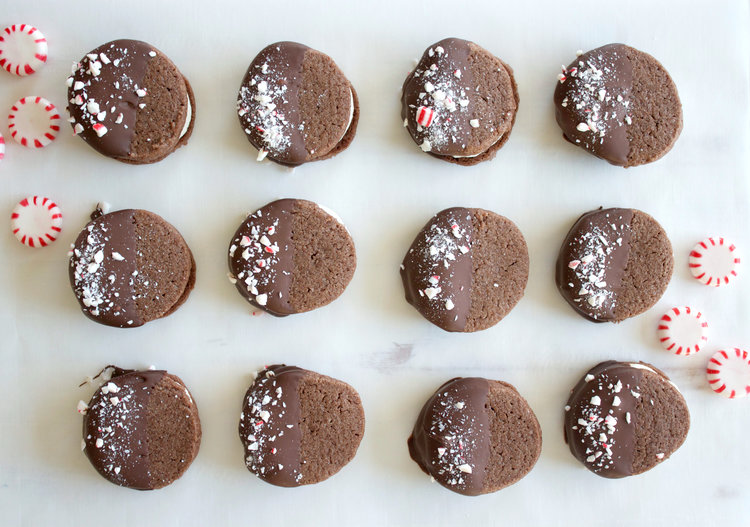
left=1, top=1, right=749, bottom=525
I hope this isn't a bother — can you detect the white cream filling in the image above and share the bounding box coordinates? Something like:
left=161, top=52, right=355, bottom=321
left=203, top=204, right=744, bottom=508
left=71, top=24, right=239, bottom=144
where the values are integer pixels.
left=179, top=96, right=192, bottom=139
left=318, top=204, right=344, bottom=224
left=317, top=203, right=351, bottom=234
left=337, top=89, right=355, bottom=144
left=628, top=363, right=680, bottom=391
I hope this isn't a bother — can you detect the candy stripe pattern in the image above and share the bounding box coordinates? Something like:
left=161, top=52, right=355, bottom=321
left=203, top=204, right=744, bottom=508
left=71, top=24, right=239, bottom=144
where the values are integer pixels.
left=416, top=106, right=436, bottom=128
left=11, top=196, right=62, bottom=248
left=8, top=96, right=60, bottom=148
left=707, top=348, right=750, bottom=399
left=0, top=24, right=47, bottom=76
left=657, top=306, right=708, bottom=356
left=0, top=133, right=5, bottom=161
left=689, top=237, right=740, bottom=286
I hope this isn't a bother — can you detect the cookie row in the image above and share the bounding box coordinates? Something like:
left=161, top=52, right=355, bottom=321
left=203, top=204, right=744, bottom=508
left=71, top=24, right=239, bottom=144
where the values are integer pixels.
left=53, top=38, right=682, bottom=167
left=68, top=201, right=673, bottom=330
left=78, top=361, right=689, bottom=493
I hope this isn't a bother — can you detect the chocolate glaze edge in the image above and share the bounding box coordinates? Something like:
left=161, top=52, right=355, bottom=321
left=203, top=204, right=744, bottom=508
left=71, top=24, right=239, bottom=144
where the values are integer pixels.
left=228, top=199, right=298, bottom=316
left=408, top=377, right=491, bottom=496
left=237, top=42, right=310, bottom=166
left=400, top=207, right=474, bottom=332
left=553, top=43, right=633, bottom=166
left=68, top=40, right=155, bottom=159
left=239, top=365, right=306, bottom=487
left=555, top=207, right=634, bottom=323
left=82, top=368, right=167, bottom=490
left=564, top=361, right=644, bottom=478
left=69, top=208, right=142, bottom=328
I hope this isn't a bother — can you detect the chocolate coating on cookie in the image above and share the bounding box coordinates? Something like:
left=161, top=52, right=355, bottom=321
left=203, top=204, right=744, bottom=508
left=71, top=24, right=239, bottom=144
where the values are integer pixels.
left=67, top=39, right=194, bottom=164
left=554, top=44, right=682, bottom=167
left=555, top=207, right=673, bottom=323
left=401, top=38, right=518, bottom=165
left=237, top=42, right=358, bottom=166
left=408, top=377, right=542, bottom=496
left=82, top=367, right=201, bottom=490
left=400, top=207, right=528, bottom=332
left=228, top=199, right=356, bottom=316
left=239, top=365, right=364, bottom=487
left=69, top=207, right=196, bottom=328
left=409, top=377, right=490, bottom=495
left=564, top=361, right=689, bottom=478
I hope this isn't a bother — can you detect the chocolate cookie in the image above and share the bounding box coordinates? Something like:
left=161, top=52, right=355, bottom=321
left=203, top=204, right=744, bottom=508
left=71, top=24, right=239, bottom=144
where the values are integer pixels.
left=238, top=365, right=365, bottom=487
left=408, top=377, right=542, bottom=496
left=80, top=366, right=201, bottom=490
left=400, top=207, right=528, bottom=332
left=564, top=361, right=689, bottom=478
left=553, top=44, right=682, bottom=167
left=237, top=42, right=358, bottom=166
left=228, top=199, right=356, bottom=316
left=69, top=206, right=196, bottom=328
left=555, top=207, right=673, bottom=323
left=401, top=38, right=518, bottom=165
left=67, top=39, right=195, bottom=164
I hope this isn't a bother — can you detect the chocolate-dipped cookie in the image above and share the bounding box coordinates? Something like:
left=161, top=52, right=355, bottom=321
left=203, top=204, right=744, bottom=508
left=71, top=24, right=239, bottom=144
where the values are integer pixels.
left=80, top=366, right=201, bottom=490
left=236, top=42, right=358, bottom=166
left=564, top=361, right=689, bottom=478
left=408, top=377, right=541, bottom=496
left=553, top=44, right=682, bottom=167
left=67, top=39, right=195, bottom=164
left=400, top=207, right=528, bottom=332
left=238, top=365, right=365, bottom=487
left=401, top=38, right=518, bottom=165
left=69, top=206, right=196, bottom=328
left=228, top=199, right=356, bottom=316
left=555, top=207, right=673, bottom=323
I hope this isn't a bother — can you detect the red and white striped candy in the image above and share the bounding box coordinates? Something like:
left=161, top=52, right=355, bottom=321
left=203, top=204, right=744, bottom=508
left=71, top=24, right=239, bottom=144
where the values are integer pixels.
left=707, top=348, right=750, bottom=399
left=416, top=106, right=436, bottom=128
left=8, top=96, right=60, bottom=148
left=657, top=306, right=708, bottom=356
left=0, top=24, right=47, bottom=76
left=0, top=133, right=5, bottom=162
left=11, top=196, right=62, bottom=248
left=689, top=237, right=740, bottom=287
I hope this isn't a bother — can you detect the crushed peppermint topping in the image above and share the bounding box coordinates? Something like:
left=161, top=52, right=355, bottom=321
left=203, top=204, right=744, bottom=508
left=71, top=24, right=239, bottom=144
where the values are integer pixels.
left=424, top=386, right=483, bottom=490
left=230, top=209, right=284, bottom=308
left=557, top=47, right=632, bottom=150
left=570, top=368, right=640, bottom=474
left=70, top=219, right=131, bottom=320
left=85, top=378, right=148, bottom=484
left=67, top=42, right=157, bottom=141
left=565, top=212, right=629, bottom=319
left=410, top=212, right=471, bottom=316
left=237, top=55, right=294, bottom=157
left=240, top=368, right=302, bottom=484
left=408, top=44, right=476, bottom=152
